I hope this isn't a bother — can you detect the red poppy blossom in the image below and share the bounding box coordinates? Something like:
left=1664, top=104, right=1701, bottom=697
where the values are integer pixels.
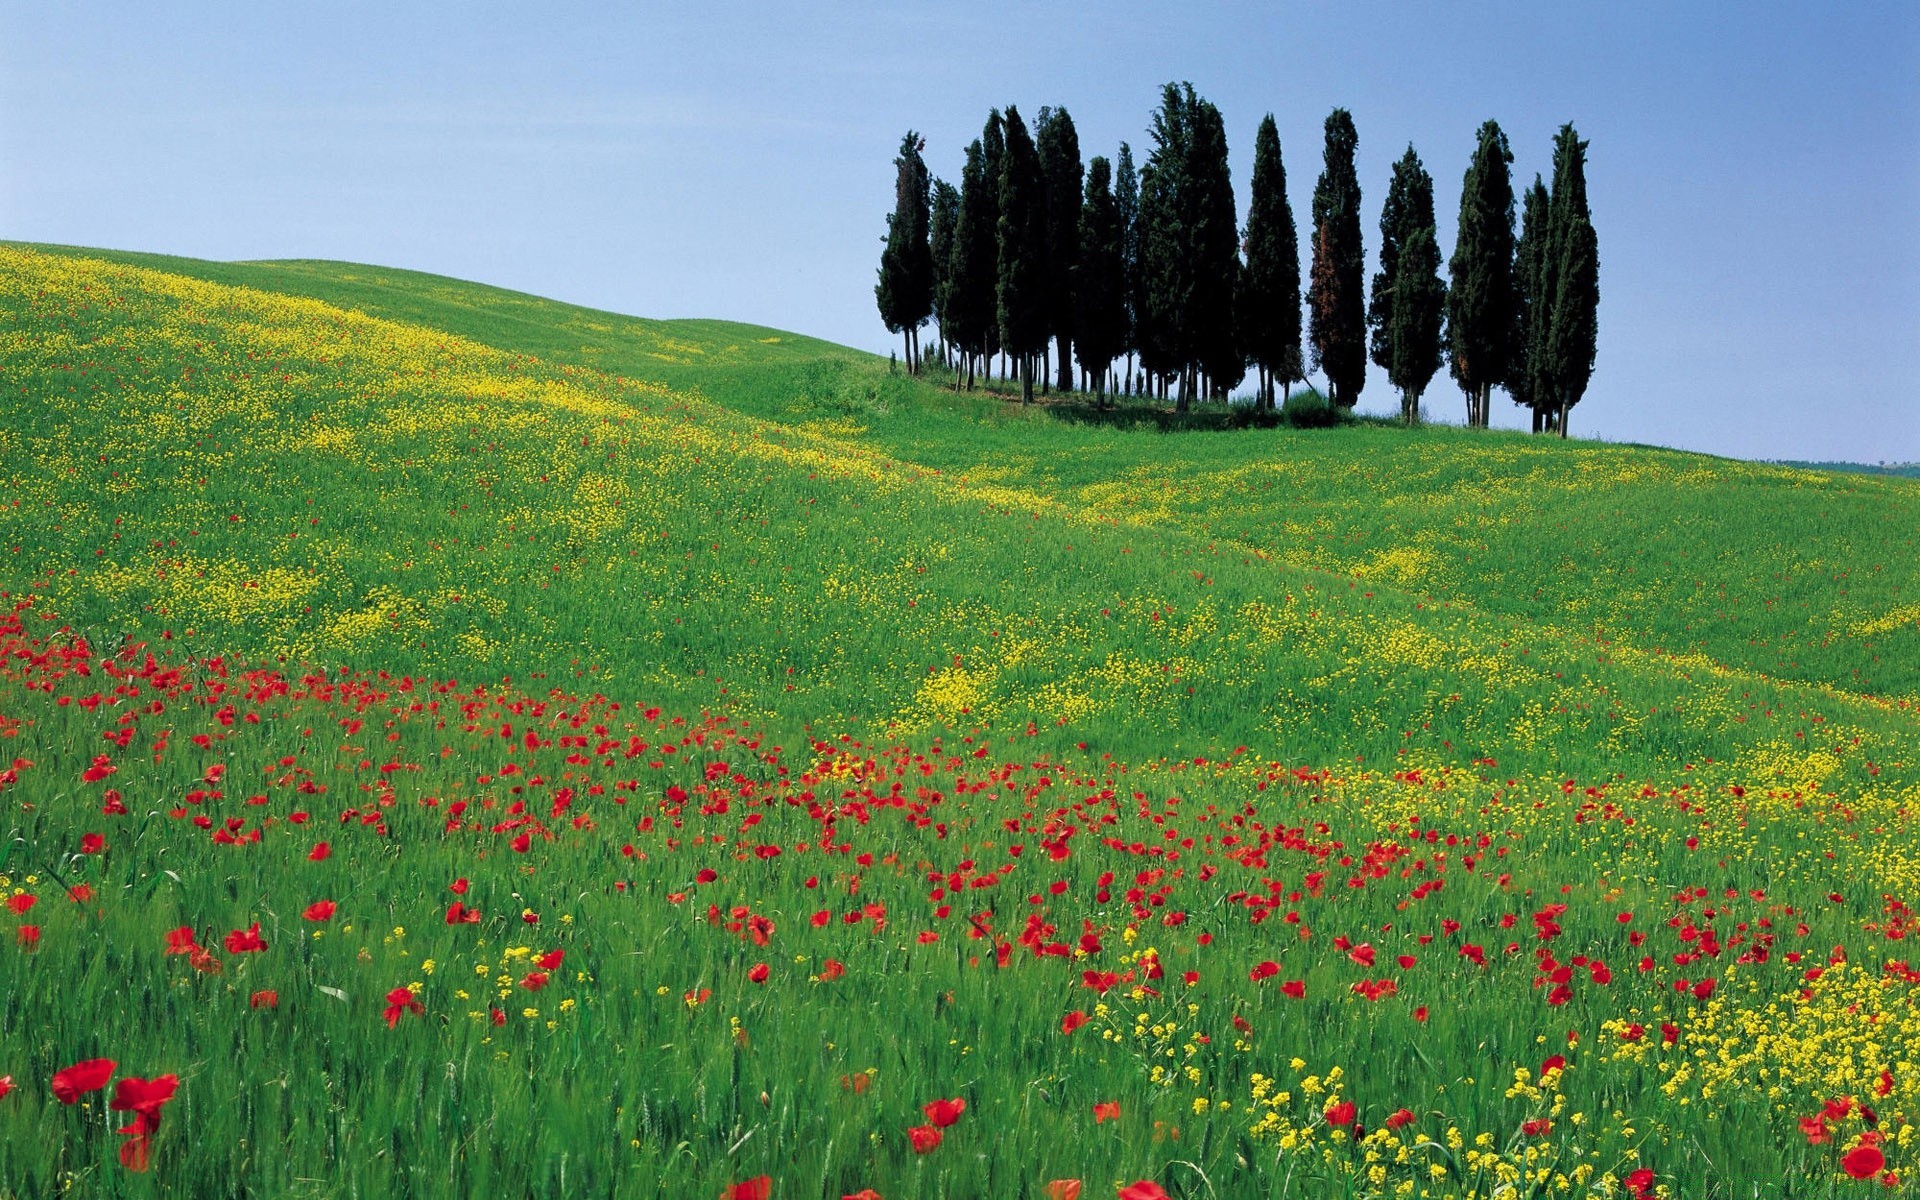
left=841, top=1191, right=881, bottom=1200
left=1118, top=1182, right=1170, bottom=1200
left=224, top=923, right=266, bottom=953
left=1385, top=1108, right=1416, bottom=1129
left=0, top=1075, right=11, bottom=1100
left=1249, top=960, right=1279, bottom=982
left=51, top=1058, right=116, bottom=1104
left=1623, top=1168, right=1656, bottom=1199
left=923, top=1097, right=966, bottom=1127
left=520, top=971, right=549, bottom=991
left=250, top=990, right=279, bottom=1009
left=308, top=841, right=330, bottom=860
left=816, top=958, right=846, bottom=982
left=1842, top=1144, right=1886, bottom=1180
left=79, top=833, right=105, bottom=854
left=1061, top=1010, right=1089, bottom=1035
left=3, top=894, right=32, bottom=915
left=1092, top=1100, right=1121, bottom=1124
left=747, top=962, right=770, bottom=984
left=1280, top=979, right=1306, bottom=999
left=1324, top=1099, right=1356, bottom=1126
left=907, top=1124, right=942, bottom=1153
left=383, top=986, right=424, bottom=1028
left=15, top=925, right=38, bottom=949
left=110, top=1074, right=178, bottom=1171
left=303, top=900, right=336, bottom=922
left=725, top=1177, right=772, bottom=1200
left=1043, top=1183, right=1082, bottom=1200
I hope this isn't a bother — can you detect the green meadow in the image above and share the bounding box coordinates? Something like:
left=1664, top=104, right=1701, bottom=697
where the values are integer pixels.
left=0, top=243, right=1916, bottom=1198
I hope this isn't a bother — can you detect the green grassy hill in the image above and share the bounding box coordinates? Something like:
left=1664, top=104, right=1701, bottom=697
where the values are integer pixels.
left=1, top=243, right=1917, bottom=1197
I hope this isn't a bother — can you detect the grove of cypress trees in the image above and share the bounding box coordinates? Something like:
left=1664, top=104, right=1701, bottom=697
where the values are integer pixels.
left=1370, top=145, right=1444, bottom=423
left=1037, top=107, right=1084, bottom=393
left=1241, top=114, right=1302, bottom=410
left=1511, top=174, right=1552, bottom=429
left=1447, top=119, right=1516, bottom=428
left=997, top=105, right=1049, bottom=405
left=1073, top=155, right=1127, bottom=404
left=929, top=177, right=959, bottom=370
left=1309, top=107, right=1365, bottom=409
left=1136, top=85, right=1189, bottom=403
left=1114, top=141, right=1140, bottom=395
left=1543, top=123, right=1598, bottom=437
left=981, top=111, right=1006, bottom=377
left=875, top=130, right=934, bottom=373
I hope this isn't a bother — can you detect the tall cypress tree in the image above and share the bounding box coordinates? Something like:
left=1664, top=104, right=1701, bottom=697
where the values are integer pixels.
left=1114, top=141, right=1141, bottom=394
left=981, top=111, right=1006, bottom=375
left=875, top=131, right=934, bottom=373
left=1309, top=108, right=1365, bottom=409
left=1037, top=107, right=1084, bottom=392
left=1137, top=85, right=1190, bottom=403
left=1187, top=93, right=1241, bottom=401
left=947, top=138, right=999, bottom=390
left=1543, top=123, right=1598, bottom=437
left=1511, top=174, right=1552, bottom=429
left=1241, top=114, right=1302, bottom=410
left=929, top=177, right=959, bottom=370
left=1447, top=119, right=1516, bottom=428
left=997, top=105, right=1049, bottom=405
left=1074, top=155, right=1126, bottom=404
left=1370, top=146, right=1443, bottom=424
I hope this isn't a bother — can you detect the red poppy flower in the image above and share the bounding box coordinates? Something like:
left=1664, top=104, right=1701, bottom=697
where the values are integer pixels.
left=383, top=986, right=424, bottom=1028
left=445, top=900, right=481, bottom=924
left=15, top=925, right=38, bottom=949
left=1623, top=1168, right=1656, bottom=1199
left=816, top=958, right=846, bottom=982
left=224, top=923, right=266, bottom=953
left=1324, top=1099, right=1356, bottom=1126
left=251, top=990, right=279, bottom=1009
left=1061, top=1010, right=1089, bottom=1035
left=520, top=971, right=549, bottom=991
left=724, top=1176, right=772, bottom=1200
left=1280, top=980, right=1306, bottom=999
left=1521, top=1118, right=1553, bottom=1137
left=79, top=833, right=105, bottom=854
left=1118, top=1182, right=1170, bottom=1200
left=841, top=1191, right=881, bottom=1200
left=1249, top=960, right=1279, bottom=982
left=1842, top=1144, right=1886, bottom=1180
left=303, top=900, right=336, bottom=922
left=308, top=841, right=330, bottom=860
left=51, top=1058, right=116, bottom=1104
left=0, top=1075, right=11, bottom=1100
left=907, top=1124, right=942, bottom=1153
left=110, top=1074, right=178, bottom=1172
left=4, top=894, right=32, bottom=915
left=747, top=963, right=769, bottom=984
left=1385, top=1108, right=1416, bottom=1129
left=1092, top=1100, right=1121, bottom=1124
left=1043, top=1183, right=1082, bottom=1200
left=922, top=1097, right=965, bottom=1127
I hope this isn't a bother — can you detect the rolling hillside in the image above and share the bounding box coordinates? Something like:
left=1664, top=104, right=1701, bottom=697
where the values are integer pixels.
left=1, top=244, right=1917, bottom=1197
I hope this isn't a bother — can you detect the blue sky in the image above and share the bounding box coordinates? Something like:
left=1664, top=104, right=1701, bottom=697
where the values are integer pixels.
left=2, top=3, right=1914, bottom=461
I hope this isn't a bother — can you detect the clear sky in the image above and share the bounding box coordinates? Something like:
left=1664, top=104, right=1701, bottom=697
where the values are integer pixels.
left=3, top=3, right=1914, bottom=461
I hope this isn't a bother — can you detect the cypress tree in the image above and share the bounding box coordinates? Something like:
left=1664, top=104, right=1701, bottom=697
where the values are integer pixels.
left=1386, top=225, right=1446, bottom=424
left=1511, top=174, right=1552, bottom=429
left=1037, top=107, right=1084, bottom=392
left=1370, top=146, right=1443, bottom=424
left=1446, top=120, right=1516, bottom=428
left=1114, top=141, right=1141, bottom=394
left=1187, top=93, right=1242, bottom=401
left=997, top=105, right=1049, bottom=405
left=947, top=139, right=999, bottom=390
left=929, top=177, right=959, bottom=370
left=1241, top=114, right=1302, bottom=410
left=875, top=131, right=934, bottom=373
left=1137, top=85, right=1191, bottom=403
left=981, top=111, right=1006, bottom=376
left=1309, top=108, right=1365, bottom=409
left=1543, top=123, right=1598, bottom=437
left=1073, top=155, right=1126, bottom=404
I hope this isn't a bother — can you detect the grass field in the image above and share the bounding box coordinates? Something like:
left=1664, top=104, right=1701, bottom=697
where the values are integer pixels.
left=1, top=243, right=1916, bottom=1198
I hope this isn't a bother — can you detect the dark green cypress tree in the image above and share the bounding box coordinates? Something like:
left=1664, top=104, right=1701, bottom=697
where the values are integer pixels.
left=997, top=105, right=1049, bottom=405
left=1073, top=155, right=1126, bottom=404
left=1511, top=174, right=1552, bottom=429
left=1369, top=146, right=1434, bottom=373
left=1137, top=84, right=1191, bottom=403
left=1114, top=141, right=1141, bottom=394
left=929, top=177, right=959, bottom=370
left=981, top=111, right=1006, bottom=375
left=1187, top=93, right=1242, bottom=401
left=1241, top=114, right=1302, bottom=409
left=1446, top=119, right=1516, bottom=428
left=1309, top=108, right=1365, bottom=409
left=1387, top=225, right=1446, bottom=424
left=947, top=138, right=998, bottom=390
left=875, top=131, right=934, bottom=373
left=1543, top=123, right=1598, bottom=437
left=1037, top=107, right=1084, bottom=392
left=1370, top=145, right=1442, bottom=423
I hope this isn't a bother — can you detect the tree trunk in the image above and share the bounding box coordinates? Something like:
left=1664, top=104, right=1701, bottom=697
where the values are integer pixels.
left=1022, top=354, right=1035, bottom=405
left=1559, top=400, right=1570, bottom=437
left=1056, top=335, right=1073, bottom=391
